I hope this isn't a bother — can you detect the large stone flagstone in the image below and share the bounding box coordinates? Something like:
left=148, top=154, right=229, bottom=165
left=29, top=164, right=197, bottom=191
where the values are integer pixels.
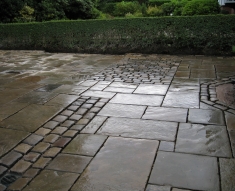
left=110, top=93, right=164, bottom=106
left=162, top=92, right=199, bottom=108
left=134, top=84, right=168, bottom=95
left=23, top=170, right=78, bottom=191
left=188, top=109, right=224, bottom=125
left=46, top=154, right=92, bottom=173
left=175, top=123, right=232, bottom=157
left=0, top=104, right=62, bottom=132
left=71, top=137, right=158, bottom=191
left=98, top=103, right=146, bottom=118
left=0, top=128, right=29, bottom=157
left=220, top=158, right=235, bottom=191
left=63, top=134, right=107, bottom=156
left=142, top=107, right=188, bottom=122
left=97, top=117, right=177, bottom=141
left=81, top=90, right=115, bottom=99
left=149, top=151, right=219, bottom=191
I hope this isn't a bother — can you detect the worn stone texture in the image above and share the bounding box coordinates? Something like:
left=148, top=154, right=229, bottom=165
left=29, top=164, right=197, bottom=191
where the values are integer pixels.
left=23, top=170, right=79, bottom=191
left=0, top=104, right=61, bottom=132
left=98, top=103, right=146, bottom=118
left=175, top=123, right=232, bottom=157
left=220, top=158, right=235, bottom=191
left=98, top=117, right=177, bottom=141
left=110, top=93, right=164, bottom=106
left=188, top=109, right=225, bottom=125
left=145, top=185, right=171, bottom=191
left=63, top=134, right=107, bottom=156
left=81, top=116, right=107, bottom=134
left=134, top=84, right=168, bottom=95
left=0, top=129, right=28, bottom=157
left=71, top=137, right=158, bottom=191
left=143, top=107, right=188, bottom=122
left=46, top=154, right=92, bottom=173
left=149, top=151, right=219, bottom=191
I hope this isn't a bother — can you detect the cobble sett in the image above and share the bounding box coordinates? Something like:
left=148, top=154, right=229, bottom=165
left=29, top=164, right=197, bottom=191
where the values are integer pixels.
left=0, top=55, right=235, bottom=191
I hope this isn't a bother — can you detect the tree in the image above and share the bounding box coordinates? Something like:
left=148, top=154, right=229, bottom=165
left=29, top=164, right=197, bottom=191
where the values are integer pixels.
left=0, top=0, right=24, bottom=23
left=65, top=0, right=96, bottom=20
left=32, top=0, right=67, bottom=21
left=182, top=0, right=220, bottom=16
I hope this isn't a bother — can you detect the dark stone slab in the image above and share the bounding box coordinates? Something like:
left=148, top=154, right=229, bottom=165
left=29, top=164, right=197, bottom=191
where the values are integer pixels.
left=149, top=151, right=219, bottom=191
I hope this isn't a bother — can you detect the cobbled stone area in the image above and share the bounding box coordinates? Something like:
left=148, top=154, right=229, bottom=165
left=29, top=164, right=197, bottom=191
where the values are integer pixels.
left=0, top=51, right=235, bottom=191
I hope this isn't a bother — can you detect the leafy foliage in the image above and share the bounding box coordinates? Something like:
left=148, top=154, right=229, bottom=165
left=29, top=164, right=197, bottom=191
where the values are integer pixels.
left=146, top=6, right=163, bottom=16
left=0, top=0, right=24, bottom=23
left=114, top=1, right=142, bottom=16
left=0, top=15, right=235, bottom=56
left=182, top=0, right=220, bottom=16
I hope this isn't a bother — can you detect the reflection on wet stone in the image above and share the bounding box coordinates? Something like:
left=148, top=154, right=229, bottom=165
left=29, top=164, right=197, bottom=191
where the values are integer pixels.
left=23, top=170, right=79, bottom=191
left=98, top=117, right=177, bottom=141
left=188, top=109, right=224, bottom=125
left=98, top=103, right=146, bottom=118
left=149, top=151, right=219, bottom=191
left=175, top=123, right=232, bottom=157
left=63, top=134, right=107, bottom=156
left=81, top=116, right=107, bottom=134
left=71, top=137, right=158, bottom=191
left=110, top=93, right=163, bottom=106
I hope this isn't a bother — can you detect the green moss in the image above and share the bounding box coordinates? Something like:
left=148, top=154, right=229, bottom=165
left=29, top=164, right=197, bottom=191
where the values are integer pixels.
left=0, top=15, right=235, bottom=55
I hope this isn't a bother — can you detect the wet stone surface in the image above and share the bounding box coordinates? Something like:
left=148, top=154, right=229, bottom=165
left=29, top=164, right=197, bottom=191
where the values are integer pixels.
left=219, top=158, right=235, bottom=191
left=71, top=137, right=158, bottom=191
left=98, top=117, right=177, bottom=141
left=98, top=103, right=146, bottom=118
left=149, top=151, right=219, bottom=191
left=63, top=134, right=107, bottom=156
left=0, top=52, right=235, bottom=191
left=175, top=123, right=232, bottom=157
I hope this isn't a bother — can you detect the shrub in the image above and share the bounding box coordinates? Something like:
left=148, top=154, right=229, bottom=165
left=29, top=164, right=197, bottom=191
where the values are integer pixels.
left=99, top=3, right=116, bottom=14
left=148, top=0, right=170, bottom=6
left=182, top=0, right=220, bottom=16
left=161, top=2, right=175, bottom=15
left=0, top=15, right=234, bottom=55
left=146, top=6, right=163, bottom=16
left=114, top=1, right=141, bottom=16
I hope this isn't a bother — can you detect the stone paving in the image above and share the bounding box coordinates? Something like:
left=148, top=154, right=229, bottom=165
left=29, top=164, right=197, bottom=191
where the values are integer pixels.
left=0, top=51, right=235, bottom=191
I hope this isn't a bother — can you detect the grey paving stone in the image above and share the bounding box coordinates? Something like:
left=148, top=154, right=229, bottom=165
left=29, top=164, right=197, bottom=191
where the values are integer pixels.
left=109, top=82, right=137, bottom=89
left=80, top=80, right=98, bottom=87
left=43, top=121, right=59, bottom=129
left=220, top=158, right=235, bottom=191
left=0, top=165, right=7, bottom=175
left=63, top=134, right=107, bottom=156
left=225, top=112, right=235, bottom=131
left=45, top=94, right=78, bottom=107
left=110, top=93, right=164, bottom=106
left=46, top=154, right=92, bottom=173
left=171, top=78, right=199, bottom=86
left=175, top=123, right=232, bottom=157
left=162, top=92, right=199, bottom=108
left=172, top=188, right=191, bottom=191
left=134, top=84, right=168, bottom=95
left=14, top=143, right=32, bottom=154
left=82, top=90, right=115, bottom=99
left=98, top=117, right=177, bottom=141
left=11, top=160, right=31, bottom=174
left=98, top=103, right=146, bottom=119
left=145, top=184, right=171, bottom=191
left=81, top=116, right=107, bottom=134
left=71, top=137, right=158, bottom=191
left=24, top=134, right=43, bottom=146
left=23, top=170, right=79, bottom=191
left=149, top=151, right=219, bottom=191
left=0, top=104, right=61, bottom=132
left=188, top=109, right=225, bottom=125
left=159, top=141, right=175, bottom=151
left=143, top=107, right=188, bottom=122
left=168, top=85, right=199, bottom=92
left=104, top=87, right=134, bottom=93
left=0, top=151, right=22, bottom=167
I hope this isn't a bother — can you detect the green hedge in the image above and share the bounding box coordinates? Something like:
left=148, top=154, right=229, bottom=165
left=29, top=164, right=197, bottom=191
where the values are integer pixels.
left=0, top=15, right=235, bottom=55
left=148, top=0, right=171, bottom=6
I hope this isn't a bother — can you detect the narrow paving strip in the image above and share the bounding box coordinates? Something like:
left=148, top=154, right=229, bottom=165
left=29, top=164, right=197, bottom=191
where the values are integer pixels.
left=0, top=51, right=234, bottom=191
